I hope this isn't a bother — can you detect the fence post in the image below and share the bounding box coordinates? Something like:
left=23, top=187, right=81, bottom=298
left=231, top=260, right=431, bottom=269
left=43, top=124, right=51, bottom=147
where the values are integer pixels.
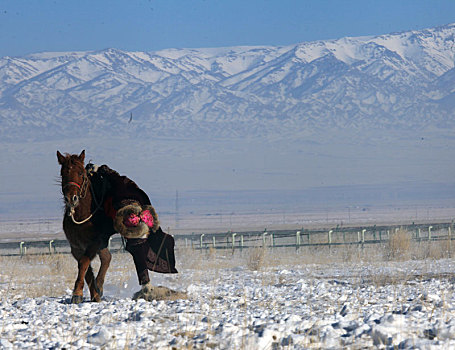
left=240, top=235, right=244, bottom=250
left=296, top=231, right=301, bottom=250
left=212, top=236, right=216, bottom=249
left=232, top=233, right=237, bottom=250
left=270, top=233, right=274, bottom=248
left=200, top=234, right=205, bottom=249
left=49, top=240, right=54, bottom=254
left=362, top=229, right=366, bottom=244
left=328, top=230, right=333, bottom=246
left=448, top=225, right=452, bottom=257
left=428, top=226, right=433, bottom=241
left=20, top=241, right=25, bottom=256
left=262, top=232, right=268, bottom=247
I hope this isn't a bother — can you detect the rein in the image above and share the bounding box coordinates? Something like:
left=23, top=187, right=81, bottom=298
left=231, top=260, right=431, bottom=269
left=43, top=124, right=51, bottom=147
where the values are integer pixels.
left=69, top=208, right=94, bottom=225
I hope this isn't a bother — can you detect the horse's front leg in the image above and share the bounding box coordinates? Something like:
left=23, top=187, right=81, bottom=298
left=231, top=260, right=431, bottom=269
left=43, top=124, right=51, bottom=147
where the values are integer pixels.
left=72, top=255, right=91, bottom=303
left=95, top=248, right=112, bottom=298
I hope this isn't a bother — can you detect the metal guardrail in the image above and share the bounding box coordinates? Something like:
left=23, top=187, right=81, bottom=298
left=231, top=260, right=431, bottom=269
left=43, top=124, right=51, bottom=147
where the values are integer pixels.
left=187, top=222, right=454, bottom=250
left=2, top=221, right=453, bottom=256
left=0, top=236, right=127, bottom=257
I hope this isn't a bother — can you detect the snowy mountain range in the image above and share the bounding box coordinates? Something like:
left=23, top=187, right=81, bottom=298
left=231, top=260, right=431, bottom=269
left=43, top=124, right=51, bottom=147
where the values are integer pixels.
left=1, top=23, right=454, bottom=141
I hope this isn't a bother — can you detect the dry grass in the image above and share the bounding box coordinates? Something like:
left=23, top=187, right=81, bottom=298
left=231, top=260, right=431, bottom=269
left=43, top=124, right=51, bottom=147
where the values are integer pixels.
left=386, top=228, right=412, bottom=260
left=0, top=252, right=138, bottom=300
left=0, top=254, right=74, bottom=299
left=422, top=239, right=452, bottom=260
left=246, top=247, right=266, bottom=271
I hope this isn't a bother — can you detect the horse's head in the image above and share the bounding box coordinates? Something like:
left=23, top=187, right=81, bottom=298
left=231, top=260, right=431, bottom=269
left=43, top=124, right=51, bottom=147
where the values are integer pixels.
left=57, top=150, right=88, bottom=215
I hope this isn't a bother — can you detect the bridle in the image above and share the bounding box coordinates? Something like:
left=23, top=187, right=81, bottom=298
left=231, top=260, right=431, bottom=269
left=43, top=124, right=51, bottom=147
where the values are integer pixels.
left=63, top=175, right=89, bottom=199
left=62, top=168, right=96, bottom=225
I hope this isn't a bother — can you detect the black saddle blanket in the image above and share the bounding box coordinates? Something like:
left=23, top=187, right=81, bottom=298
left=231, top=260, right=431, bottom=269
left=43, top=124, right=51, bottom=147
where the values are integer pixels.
left=125, top=227, right=178, bottom=276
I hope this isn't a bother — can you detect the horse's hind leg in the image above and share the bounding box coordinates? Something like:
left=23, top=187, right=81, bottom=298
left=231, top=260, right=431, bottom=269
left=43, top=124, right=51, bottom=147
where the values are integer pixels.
left=85, top=265, right=102, bottom=302
left=95, top=248, right=112, bottom=298
left=83, top=244, right=103, bottom=302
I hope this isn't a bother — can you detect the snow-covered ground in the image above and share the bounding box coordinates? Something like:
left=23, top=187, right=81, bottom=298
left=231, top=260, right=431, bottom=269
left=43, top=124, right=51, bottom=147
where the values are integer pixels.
left=1, top=247, right=455, bottom=349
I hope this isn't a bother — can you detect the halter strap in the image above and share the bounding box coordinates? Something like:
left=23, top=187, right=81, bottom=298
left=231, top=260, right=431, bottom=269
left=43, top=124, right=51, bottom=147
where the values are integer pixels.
left=66, top=181, right=81, bottom=189
left=62, top=174, right=88, bottom=199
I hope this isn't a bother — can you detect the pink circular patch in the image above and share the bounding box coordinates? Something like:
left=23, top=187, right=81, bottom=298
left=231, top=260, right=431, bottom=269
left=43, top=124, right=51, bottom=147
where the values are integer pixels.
left=140, top=210, right=154, bottom=228
left=124, top=213, right=140, bottom=227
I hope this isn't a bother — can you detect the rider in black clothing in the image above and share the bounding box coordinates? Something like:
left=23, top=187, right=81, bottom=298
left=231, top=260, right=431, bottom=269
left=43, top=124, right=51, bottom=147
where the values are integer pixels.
left=86, top=163, right=177, bottom=299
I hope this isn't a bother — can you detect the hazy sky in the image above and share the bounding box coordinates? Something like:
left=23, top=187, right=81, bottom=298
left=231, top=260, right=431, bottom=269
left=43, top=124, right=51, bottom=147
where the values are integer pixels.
left=1, top=0, right=454, bottom=57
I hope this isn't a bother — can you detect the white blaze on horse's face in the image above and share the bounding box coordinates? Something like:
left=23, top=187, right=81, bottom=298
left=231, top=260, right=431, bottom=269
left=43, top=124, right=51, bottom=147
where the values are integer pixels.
left=65, top=188, right=79, bottom=215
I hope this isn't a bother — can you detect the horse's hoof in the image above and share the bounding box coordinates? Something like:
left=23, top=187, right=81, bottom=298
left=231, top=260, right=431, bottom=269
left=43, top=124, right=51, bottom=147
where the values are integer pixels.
left=95, top=285, right=103, bottom=298
left=71, top=295, right=83, bottom=304
left=91, top=295, right=101, bottom=302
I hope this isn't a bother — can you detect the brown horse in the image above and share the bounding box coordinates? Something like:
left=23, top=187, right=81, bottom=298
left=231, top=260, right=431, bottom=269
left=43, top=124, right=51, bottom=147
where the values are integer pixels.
left=57, top=150, right=115, bottom=303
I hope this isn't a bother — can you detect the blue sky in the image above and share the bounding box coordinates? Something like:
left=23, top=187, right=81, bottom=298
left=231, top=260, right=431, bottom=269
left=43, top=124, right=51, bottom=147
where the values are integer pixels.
left=1, top=0, right=454, bottom=57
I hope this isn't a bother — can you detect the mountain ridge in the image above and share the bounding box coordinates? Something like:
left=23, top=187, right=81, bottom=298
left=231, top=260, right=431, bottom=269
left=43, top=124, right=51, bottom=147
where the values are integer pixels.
left=0, top=23, right=454, bottom=141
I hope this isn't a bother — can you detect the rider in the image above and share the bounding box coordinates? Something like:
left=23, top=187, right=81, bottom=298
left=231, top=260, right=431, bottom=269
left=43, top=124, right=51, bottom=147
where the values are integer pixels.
left=86, top=163, right=177, bottom=299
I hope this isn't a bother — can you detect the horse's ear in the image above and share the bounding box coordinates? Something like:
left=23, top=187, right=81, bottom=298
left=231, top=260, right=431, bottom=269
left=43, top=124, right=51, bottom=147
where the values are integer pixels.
left=79, top=150, right=85, bottom=162
left=57, top=151, right=65, bottom=165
